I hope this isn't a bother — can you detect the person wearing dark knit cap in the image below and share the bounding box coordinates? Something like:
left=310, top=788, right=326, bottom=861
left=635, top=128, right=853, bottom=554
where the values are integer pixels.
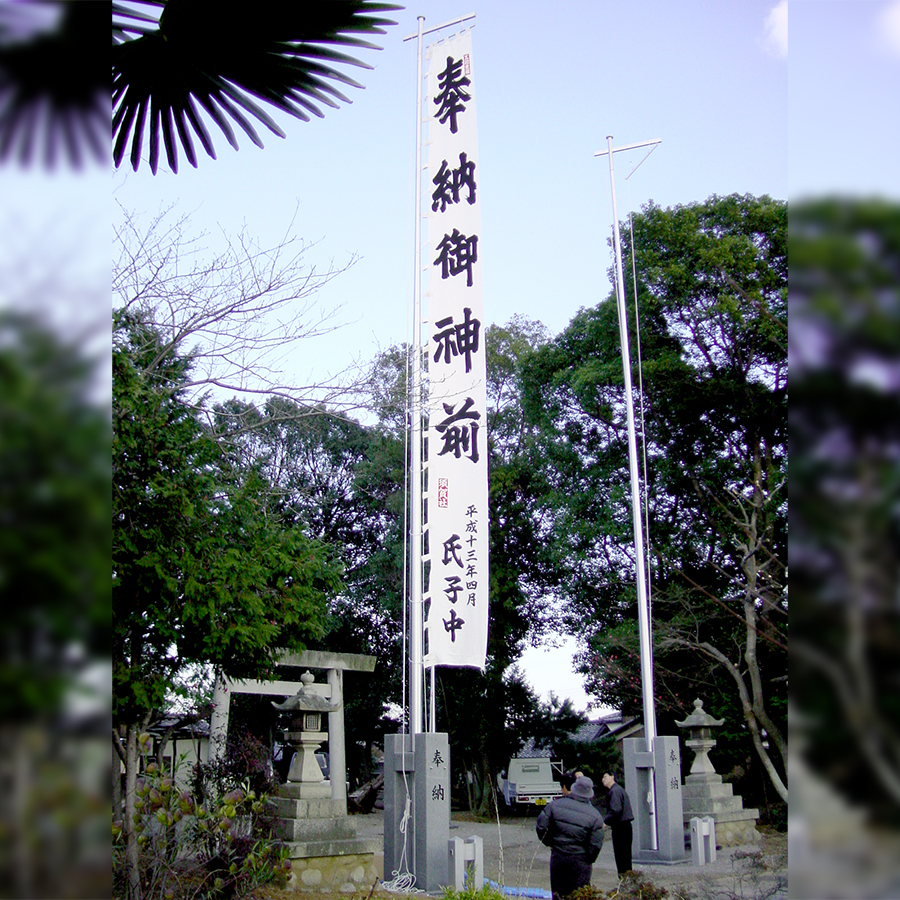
left=536, top=776, right=604, bottom=898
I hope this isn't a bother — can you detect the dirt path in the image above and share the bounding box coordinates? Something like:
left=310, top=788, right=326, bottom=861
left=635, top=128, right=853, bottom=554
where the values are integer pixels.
left=354, top=811, right=786, bottom=898
left=249, top=811, right=787, bottom=899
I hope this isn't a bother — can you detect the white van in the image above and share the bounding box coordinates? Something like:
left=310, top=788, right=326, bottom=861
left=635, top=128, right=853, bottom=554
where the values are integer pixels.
left=497, top=757, right=564, bottom=809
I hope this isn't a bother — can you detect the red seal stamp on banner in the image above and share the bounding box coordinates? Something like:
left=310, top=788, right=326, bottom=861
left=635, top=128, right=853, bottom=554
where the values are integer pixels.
left=437, top=477, right=449, bottom=508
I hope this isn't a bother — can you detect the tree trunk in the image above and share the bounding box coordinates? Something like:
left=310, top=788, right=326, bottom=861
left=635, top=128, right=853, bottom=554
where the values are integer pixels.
left=124, top=723, right=142, bottom=900
left=464, top=755, right=476, bottom=813
left=697, top=640, right=788, bottom=802
left=741, top=453, right=788, bottom=777
left=5, top=727, right=34, bottom=898
left=473, top=752, right=496, bottom=819
left=112, top=728, right=125, bottom=822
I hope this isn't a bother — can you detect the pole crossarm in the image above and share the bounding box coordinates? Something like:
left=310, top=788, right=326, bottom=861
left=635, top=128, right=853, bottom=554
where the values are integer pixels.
left=403, top=13, right=476, bottom=42
left=594, top=138, right=662, bottom=158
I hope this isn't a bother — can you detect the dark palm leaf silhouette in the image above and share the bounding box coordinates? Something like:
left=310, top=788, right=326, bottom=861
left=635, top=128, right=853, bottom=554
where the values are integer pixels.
left=0, top=2, right=108, bottom=168
left=112, top=1, right=402, bottom=175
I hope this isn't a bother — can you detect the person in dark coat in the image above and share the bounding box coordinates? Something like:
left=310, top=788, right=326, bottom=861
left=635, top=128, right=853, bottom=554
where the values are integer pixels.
left=601, top=771, right=635, bottom=876
left=559, top=770, right=576, bottom=796
left=536, top=776, right=604, bottom=898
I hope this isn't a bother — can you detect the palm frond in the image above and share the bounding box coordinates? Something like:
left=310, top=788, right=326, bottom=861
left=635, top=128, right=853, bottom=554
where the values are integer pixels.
left=112, top=1, right=402, bottom=174
left=0, top=2, right=108, bottom=168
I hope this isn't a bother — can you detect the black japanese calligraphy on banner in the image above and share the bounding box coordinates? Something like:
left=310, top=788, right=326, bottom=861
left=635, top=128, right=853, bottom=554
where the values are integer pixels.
left=433, top=307, right=481, bottom=373
left=434, top=228, right=478, bottom=287
left=424, top=28, right=488, bottom=670
left=433, top=55, right=470, bottom=134
left=432, top=152, right=477, bottom=212
left=434, top=397, right=480, bottom=463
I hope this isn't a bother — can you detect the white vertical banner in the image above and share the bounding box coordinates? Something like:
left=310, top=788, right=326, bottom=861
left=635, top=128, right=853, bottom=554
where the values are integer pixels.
left=423, top=28, right=489, bottom=670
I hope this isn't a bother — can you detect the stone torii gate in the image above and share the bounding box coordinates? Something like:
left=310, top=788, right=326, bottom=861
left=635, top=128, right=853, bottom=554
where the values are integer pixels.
left=209, top=649, right=376, bottom=807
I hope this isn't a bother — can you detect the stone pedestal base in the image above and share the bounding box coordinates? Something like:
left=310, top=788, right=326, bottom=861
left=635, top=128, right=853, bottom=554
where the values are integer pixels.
left=283, top=849, right=382, bottom=893
left=273, top=785, right=381, bottom=893
left=708, top=816, right=760, bottom=847
left=682, top=772, right=759, bottom=847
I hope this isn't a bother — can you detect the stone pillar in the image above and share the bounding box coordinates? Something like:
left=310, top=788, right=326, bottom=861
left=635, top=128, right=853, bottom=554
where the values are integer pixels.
left=383, top=732, right=413, bottom=883
left=327, top=667, right=347, bottom=807
left=690, top=816, right=716, bottom=865
left=449, top=836, right=483, bottom=891
left=624, top=735, right=685, bottom=864
left=414, top=732, right=450, bottom=890
left=384, top=732, right=451, bottom=893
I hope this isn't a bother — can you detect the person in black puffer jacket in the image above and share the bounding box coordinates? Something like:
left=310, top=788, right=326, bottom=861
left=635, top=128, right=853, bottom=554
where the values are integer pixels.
left=536, top=775, right=604, bottom=898
left=601, top=771, right=635, bottom=876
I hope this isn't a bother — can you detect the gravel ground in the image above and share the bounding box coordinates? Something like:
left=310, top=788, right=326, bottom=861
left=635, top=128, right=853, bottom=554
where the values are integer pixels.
left=355, top=810, right=788, bottom=899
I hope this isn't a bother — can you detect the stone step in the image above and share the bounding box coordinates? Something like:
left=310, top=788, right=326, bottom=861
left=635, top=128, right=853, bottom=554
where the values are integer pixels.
left=684, top=773, right=725, bottom=785
left=270, top=796, right=347, bottom=819
left=273, top=815, right=360, bottom=843
left=281, top=836, right=382, bottom=859
left=684, top=807, right=760, bottom=824
left=277, top=782, right=334, bottom=802
left=682, top=796, right=744, bottom=815
left=681, top=783, right=735, bottom=800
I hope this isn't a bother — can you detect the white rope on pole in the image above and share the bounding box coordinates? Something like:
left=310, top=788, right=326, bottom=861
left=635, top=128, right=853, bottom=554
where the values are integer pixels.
left=381, top=767, right=423, bottom=893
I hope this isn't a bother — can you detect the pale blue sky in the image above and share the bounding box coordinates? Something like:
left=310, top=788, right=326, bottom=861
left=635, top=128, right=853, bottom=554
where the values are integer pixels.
left=108, top=2, right=789, bottom=711
left=790, top=0, right=900, bottom=200
left=8, top=1, right=900, bottom=711
left=110, top=1, right=789, bottom=408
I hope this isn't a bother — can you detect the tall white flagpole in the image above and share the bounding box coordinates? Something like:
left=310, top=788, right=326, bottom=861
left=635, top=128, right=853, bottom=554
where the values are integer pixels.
left=408, top=14, right=426, bottom=737
left=595, top=135, right=661, bottom=749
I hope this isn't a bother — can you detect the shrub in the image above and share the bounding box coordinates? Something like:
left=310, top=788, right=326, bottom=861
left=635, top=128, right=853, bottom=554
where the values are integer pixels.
left=569, top=872, right=673, bottom=900
left=440, top=885, right=508, bottom=900
left=113, top=737, right=289, bottom=900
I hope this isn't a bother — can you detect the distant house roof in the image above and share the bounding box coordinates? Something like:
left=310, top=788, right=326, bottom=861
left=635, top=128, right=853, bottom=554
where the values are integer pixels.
left=571, top=721, right=604, bottom=743
left=517, top=738, right=554, bottom=758
left=569, top=712, right=642, bottom=743
left=516, top=712, right=644, bottom=759
left=147, top=714, right=210, bottom=740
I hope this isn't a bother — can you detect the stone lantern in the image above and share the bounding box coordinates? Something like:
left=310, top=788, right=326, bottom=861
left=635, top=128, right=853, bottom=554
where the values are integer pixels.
left=272, top=670, right=341, bottom=799
left=675, top=698, right=760, bottom=846
left=676, top=697, right=725, bottom=778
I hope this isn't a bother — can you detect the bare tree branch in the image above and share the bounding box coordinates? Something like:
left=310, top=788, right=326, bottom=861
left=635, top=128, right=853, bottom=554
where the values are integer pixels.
left=112, top=203, right=373, bottom=417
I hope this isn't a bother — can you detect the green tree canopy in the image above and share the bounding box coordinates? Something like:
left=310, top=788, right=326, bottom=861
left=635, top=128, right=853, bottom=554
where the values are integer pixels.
left=0, top=311, right=108, bottom=720
left=113, top=312, right=341, bottom=728
left=791, top=197, right=900, bottom=818
left=212, top=394, right=408, bottom=783
left=113, top=309, right=344, bottom=899
left=521, top=193, right=787, bottom=806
